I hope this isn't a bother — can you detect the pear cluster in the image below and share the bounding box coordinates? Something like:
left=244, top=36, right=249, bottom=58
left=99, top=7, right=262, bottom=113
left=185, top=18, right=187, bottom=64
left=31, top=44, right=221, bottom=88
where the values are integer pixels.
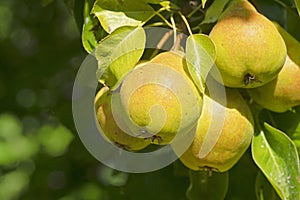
left=95, top=51, right=202, bottom=150
left=94, top=0, right=300, bottom=172
left=208, top=0, right=300, bottom=113
left=180, top=0, right=300, bottom=172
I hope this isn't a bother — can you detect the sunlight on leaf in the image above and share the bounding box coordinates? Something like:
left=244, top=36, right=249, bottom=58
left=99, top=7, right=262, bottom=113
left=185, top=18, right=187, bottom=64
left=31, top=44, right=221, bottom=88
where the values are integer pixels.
left=252, top=123, right=300, bottom=199
left=95, top=26, right=145, bottom=88
left=186, top=34, right=216, bottom=93
left=82, top=0, right=107, bottom=53
left=92, top=0, right=154, bottom=33
left=186, top=170, right=228, bottom=200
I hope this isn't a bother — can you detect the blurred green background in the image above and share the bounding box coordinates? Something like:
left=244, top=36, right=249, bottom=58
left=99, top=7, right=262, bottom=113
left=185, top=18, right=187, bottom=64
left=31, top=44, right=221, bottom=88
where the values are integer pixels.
left=0, top=0, right=191, bottom=199
left=0, top=0, right=299, bottom=199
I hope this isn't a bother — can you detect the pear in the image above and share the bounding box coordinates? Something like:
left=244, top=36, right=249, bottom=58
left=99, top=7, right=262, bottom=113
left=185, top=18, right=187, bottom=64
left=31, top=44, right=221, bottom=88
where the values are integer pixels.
left=179, top=83, right=254, bottom=172
left=248, top=23, right=300, bottom=113
left=248, top=55, right=300, bottom=112
left=209, top=0, right=286, bottom=88
left=95, top=86, right=151, bottom=151
left=118, top=51, right=202, bottom=145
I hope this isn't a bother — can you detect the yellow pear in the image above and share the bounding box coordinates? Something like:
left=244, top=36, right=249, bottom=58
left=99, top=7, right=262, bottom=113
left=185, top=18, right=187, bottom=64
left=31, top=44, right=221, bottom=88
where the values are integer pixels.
left=248, top=55, right=300, bottom=112
left=95, top=86, right=151, bottom=151
left=179, top=84, right=254, bottom=172
left=248, top=23, right=300, bottom=113
left=209, top=0, right=286, bottom=88
left=118, top=51, right=202, bottom=145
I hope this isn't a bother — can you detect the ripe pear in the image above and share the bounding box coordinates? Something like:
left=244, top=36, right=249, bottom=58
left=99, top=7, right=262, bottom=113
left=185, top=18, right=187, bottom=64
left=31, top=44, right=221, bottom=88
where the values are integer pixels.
left=248, top=55, right=300, bottom=112
left=118, top=51, right=202, bottom=145
left=95, top=86, right=151, bottom=151
left=179, top=83, right=254, bottom=172
left=209, top=0, right=286, bottom=88
left=248, top=23, right=300, bottom=113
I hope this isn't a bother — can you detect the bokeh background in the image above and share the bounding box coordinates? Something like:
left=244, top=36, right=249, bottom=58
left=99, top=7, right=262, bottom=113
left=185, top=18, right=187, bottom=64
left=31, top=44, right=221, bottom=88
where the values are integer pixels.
left=0, top=0, right=191, bottom=199
left=0, top=0, right=299, bottom=199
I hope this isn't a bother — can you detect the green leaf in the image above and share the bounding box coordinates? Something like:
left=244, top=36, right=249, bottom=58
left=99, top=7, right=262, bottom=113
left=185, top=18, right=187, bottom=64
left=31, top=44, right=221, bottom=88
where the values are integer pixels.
left=295, top=0, right=300, bottom=16
left=255, top=171, right=281, bottom=200
left=186, top=170, right=228, bottom=200
left=91, top=0, right=154, bottom=33
left=201, top=0, right=230, bottom=24
left=186, top=34, right=216, bottom=93
left=82, top=0, right=107, bottom=53
left=95, top=26, right=145, bottom=88
left=252, top=123, right=300, bottom=199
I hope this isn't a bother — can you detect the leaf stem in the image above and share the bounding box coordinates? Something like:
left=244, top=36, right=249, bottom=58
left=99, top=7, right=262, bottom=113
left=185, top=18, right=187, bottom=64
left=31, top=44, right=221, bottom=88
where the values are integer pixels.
left=146, top=22, right=167, bottom=27
left=141, top=7, right=173, bottom=29
left=156, top=12, right=174, bottom=28
left=178, top=11, right=193, bottom=35
left=170, top=13, right=177, bottom=47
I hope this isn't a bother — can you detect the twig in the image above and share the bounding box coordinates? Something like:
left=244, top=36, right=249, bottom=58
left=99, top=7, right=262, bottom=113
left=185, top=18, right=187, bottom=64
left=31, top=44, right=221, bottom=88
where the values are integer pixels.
left=150, top=30, right=173, bottom=59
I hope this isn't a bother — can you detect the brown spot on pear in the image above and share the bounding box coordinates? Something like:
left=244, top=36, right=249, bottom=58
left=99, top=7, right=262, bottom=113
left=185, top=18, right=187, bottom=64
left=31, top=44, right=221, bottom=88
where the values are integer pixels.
left=95, top=87, right=151, bottom=151
left=209, top=0, right=286, bottom=88
left=179, top=84, right=254, bottom=172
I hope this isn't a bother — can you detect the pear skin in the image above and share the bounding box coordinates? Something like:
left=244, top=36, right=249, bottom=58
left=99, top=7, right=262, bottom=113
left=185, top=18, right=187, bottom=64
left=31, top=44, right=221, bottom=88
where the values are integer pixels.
left=209, top=0, right=286, bottom=88
left=119, top=51, right=202, bottom=145
left=95, top=87, right=151, bottom=151
left=248, top=56, right=300, bottom=113
left=179, top=87, right=254, bottom=172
